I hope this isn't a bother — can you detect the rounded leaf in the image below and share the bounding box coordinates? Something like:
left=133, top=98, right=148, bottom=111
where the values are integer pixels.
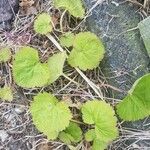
left=53, top=0, right=85, bottom=18
left=117, top=73, right=150, bottom=121
left=30, top=92, right=72, bottom=140
left=34, top=13, right=52, bottom=35
left=68, top=32, right=105, bottom=71
left=13, top=46, right=50, bottom=88
left=82, top=100, right=118, bottom=142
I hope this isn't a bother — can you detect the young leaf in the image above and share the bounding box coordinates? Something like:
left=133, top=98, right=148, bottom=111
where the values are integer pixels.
left=60, top=32, right=75, bottom=47
left=138, top=16, right=150, bottom=57
left=0, top=86, right=13, bottom=101
left=82, top=100, right=118, bottom=142
left=34, top=13, right=52, bottom=35
left=0, top=48, right=11, bottom=62
left=68, top=32, right=105, bottom=71
left=48, top=52, right=66, bottom=83
left=85, top=129, right=95, bottom=142
left=30, top=92, right=72, bottom=140
left=117, top=73, right=150, bottom=121
left=58, top=122, right=82, bottom=144
left=53, top=0, right=85, bottom=18
left=13, top=46, right=50, bottom=88
left=85, top=129, right=108, bottom=150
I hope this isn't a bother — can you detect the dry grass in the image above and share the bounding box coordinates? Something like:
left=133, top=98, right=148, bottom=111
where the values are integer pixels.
left=0, top=0, right=150, bottom=150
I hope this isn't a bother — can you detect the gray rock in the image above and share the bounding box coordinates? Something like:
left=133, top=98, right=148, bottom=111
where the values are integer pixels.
left=84, top=0, right=150, bottom=149
left=0, top=0, right=19, bottom=30
left=0, top=130, right=8, bottom=142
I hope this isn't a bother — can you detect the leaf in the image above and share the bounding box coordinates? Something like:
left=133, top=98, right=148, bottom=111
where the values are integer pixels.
left=85, top=129, right=108, bottom=150
left=13, top=46, right=50, bottom=88
left=48, top=52, right=66, bottom=83
left=82, top=100, right=118, bottom=142
left=68, top=32, right=105, bottom=71
left=60, top=32, right=75, bottom=47
left=34, top=13, right=52, bottom=35
left=92, top=139, right=108, bottom=150
left=53, top=0, right=85, bottom=18
left=85, top=129, right=95, bottom=142
left=0, top=86, right=13, bottom=101
left=0, top=48, right=11, bottom=62
left=117, top=73, right=150, bottom=121
left=138, top=16, right=150, bottom=57
left=58, top=122, right=82, bottom=144
left=30, top=92, right=72, bottom=140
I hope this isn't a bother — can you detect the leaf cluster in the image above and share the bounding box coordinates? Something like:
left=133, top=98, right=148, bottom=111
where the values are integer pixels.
left=30, top=94, right=118, bottom=149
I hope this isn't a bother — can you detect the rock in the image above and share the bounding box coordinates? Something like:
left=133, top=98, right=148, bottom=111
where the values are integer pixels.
left=14, top=106, right=25, bottom=114
left=84, top=0, right=150, bottom=148
left=0, top=0, right=19, bottom=30
left=0, top=130, right=8, bottom=142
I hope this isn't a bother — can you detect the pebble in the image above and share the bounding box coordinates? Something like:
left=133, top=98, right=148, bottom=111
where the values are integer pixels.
left=0, top=130, right=8, bottom=142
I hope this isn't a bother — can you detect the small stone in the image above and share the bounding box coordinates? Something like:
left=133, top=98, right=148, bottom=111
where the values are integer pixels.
left=0, top=130, right=8, bottom=142
left=14, top=107, right=25, bottom=114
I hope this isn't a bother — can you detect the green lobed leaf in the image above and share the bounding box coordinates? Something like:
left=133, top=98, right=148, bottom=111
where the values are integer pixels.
left=58, top=122, right=82, bottom=144
left=68, top=32, right=105, bottom=71
left=0, top=86, right=13, bottom=101
left=117, top=73, right=150, bottom=121
left=48, top=52, right=67, bottom=83
left=138, top=16, right=150, bottom=57
left=30, top=92, right=72, bottom=140
left=34, top=13, right=52, bottom=35
left=0, top=48, right=11, bottom=62
left=60, top=32, right=75, bottom=47
left=13, top=46, right=50, bottom=88
left=82, top=100, right=118, bottom=142
left=53, top=0, right=85, bottom=18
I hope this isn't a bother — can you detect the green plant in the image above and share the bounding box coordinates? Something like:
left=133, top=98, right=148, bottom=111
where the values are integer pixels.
left=0, top=86, right=13, bottom=101
left=30, top=92, right=72, bottom=140
left=34, top=12, right=105, bottom=98
left=7, top=3, right=150, bottom=150
left=13, top=46, right=51, bottom=88
left=34, top=13, right=53, bottom=35
left=117, top=73, right=150, bottom=121
left=48, top=51, right=67, bottom=83
left=82, top=100, right=118, bottom=149
left=60, top=32, right=75, bottom=47
left=53, top=0, right=85, bottom=18
left=58, top=122, right=82, bottom=144
left=30, top=95, right=118, bottom=149
left=0, top=47, right=11, bottom=62
left=68, top=32, right=105, bottom=71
